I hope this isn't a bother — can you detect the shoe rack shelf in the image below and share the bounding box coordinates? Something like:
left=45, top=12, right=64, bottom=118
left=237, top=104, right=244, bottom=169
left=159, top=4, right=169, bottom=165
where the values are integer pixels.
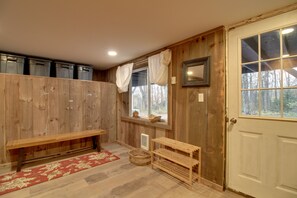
left=151, top=137, right=201, bottom=186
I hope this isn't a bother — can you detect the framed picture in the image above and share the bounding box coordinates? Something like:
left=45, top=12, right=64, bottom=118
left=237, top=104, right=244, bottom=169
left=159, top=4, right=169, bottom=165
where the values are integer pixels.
left=182, top=56, right=210, bottom=87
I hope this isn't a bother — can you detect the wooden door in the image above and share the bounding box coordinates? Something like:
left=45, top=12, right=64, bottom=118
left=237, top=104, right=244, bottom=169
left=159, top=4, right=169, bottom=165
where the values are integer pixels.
left=227, top=10, right=297, bottom=198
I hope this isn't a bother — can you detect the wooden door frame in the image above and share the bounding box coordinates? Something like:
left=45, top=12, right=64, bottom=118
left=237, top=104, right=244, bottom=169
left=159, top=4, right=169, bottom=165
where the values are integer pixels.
left=225, top=8, right=297, bottom=192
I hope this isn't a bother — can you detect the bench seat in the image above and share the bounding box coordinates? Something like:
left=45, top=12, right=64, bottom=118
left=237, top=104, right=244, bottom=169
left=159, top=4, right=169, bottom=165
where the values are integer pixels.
left=6, top=129, right=107, bottom=172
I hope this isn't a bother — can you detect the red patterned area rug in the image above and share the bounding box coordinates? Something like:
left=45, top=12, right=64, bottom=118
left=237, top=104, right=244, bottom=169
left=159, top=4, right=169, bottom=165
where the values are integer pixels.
left=0, top=151, right=119, bottom=195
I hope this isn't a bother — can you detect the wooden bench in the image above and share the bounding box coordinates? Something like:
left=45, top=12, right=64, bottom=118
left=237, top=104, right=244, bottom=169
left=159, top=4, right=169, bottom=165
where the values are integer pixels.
left=6, top=129, right=106, bottom=172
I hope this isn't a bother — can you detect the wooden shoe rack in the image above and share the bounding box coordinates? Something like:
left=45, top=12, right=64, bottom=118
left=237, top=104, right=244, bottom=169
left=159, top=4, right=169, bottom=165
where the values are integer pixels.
left=151, top=137, right=201, bottom=186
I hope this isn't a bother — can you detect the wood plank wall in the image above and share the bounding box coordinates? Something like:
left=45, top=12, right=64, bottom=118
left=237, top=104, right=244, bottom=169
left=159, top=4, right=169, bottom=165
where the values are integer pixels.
left=94, top=27, right=226, bottom=187
left=172, top=28, right=226, bottom=187
left=0, top=74, right=116, bottom=164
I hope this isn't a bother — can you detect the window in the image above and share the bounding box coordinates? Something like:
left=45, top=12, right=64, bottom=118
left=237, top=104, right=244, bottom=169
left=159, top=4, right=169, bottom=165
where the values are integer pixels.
left=241, top=24, right=297, bottom=118
left=130, top=67, right=168, bottom=121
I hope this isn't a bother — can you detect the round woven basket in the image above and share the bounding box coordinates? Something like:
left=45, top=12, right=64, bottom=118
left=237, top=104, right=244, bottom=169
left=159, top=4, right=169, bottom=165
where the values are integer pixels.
left=128, top=148, right=151, bottom=166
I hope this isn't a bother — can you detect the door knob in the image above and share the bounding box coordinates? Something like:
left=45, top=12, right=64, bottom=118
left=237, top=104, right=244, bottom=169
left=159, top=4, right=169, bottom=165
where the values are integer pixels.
left=230, top=118, right=237, bottom=124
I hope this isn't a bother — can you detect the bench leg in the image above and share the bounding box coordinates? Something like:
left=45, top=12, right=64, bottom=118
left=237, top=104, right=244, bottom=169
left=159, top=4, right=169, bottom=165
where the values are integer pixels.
left=97, top=136, right=101, bottom=152
left=92, top=136, right=101, bottom=152
left=17, top=148, right=25, bottom=172
left=92, top=136, right=97, bottom=150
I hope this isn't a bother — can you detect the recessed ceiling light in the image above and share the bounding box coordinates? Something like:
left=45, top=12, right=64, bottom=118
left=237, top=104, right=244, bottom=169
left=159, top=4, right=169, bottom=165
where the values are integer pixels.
left=282, top=28, right=294, bottom=35
left=108, top=51, right=117, bottom=56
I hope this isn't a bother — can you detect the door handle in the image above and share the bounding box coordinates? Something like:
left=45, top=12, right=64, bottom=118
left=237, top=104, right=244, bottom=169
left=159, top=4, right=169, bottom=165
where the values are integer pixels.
left=230, top=118, right=237, bottom=124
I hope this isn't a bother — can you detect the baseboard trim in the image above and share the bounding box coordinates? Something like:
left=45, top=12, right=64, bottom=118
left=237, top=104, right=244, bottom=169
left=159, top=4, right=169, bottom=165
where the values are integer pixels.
left=227, top=187, right=255, bottom=198
left=115, top=140, right=135, bottom=150
left=200, top=177, right=224, bottom=192
left=0, top=161, right=16, bottom=169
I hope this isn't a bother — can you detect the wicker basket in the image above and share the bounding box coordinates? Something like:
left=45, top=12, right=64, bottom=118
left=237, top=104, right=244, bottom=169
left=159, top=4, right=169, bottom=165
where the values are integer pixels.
left=128, top=148, right=151, bottom=166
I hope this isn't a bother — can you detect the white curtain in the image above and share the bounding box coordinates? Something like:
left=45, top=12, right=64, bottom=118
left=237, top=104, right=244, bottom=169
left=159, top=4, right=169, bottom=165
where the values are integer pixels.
left=116, top=63, right=133, bottom=93
left=148, top=49, right=172, bottom=86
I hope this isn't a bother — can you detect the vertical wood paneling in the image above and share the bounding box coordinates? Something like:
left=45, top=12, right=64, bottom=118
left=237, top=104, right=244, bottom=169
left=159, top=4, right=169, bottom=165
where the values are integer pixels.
left=84, top=81, right=97, bottom=130
left=106, top=27, right=226, bottom=186
left=155, top=128, right=166, bottom=138
left=58, top=79, right=70, bottom=133
left=48, top=78, right=59, bottom=134
left=101, top=83, right=116, bottom=143
left=119, top=121, right=156, bottom=149
left=0, top=75, right=116, bottom=164
left=69, top=80, right=85, bottom=149
left=5, top=75, right=20, bottom=141
left=0, top=75, right=5, bottom=163
left=5, top=75, right=20, bottom=162
left=69, top=80, right=84, bottom=132
left=46, top=78, right=60, bottom=155
left=32, top=77, right=49, bottom=158
left=92, top=69, right=107, bottom=82
left=19, top=77, right=33, bottom=139
left=32, top=77, right=49, bottom=136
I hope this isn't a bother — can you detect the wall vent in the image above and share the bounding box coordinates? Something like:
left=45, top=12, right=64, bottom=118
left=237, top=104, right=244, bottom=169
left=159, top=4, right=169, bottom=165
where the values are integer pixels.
left=141, top=133, right=149, bottom=151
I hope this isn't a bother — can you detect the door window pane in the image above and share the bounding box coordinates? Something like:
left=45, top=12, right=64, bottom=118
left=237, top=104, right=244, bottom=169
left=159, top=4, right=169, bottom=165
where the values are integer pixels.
left=261, top=60, right=281, bottom=88
left=260, top=90, right=280, bottom=117
left=261, top=30, right=280, bottom=60
left=242, top=63, right=258, bottom=89
left=240, top=25, right=297, bottom=119
left=283, top=25, right=297, bottom=56
left=151, top=84, right=168, bottom=120
left=242, top=36, right=258, bottom=63
left=283, top=57, right=297, bottom=87
left=283, top=89, right=297, bottom=118
left=131, top=69, right=148, bottom=117
left=242, top=90, right=259, bottom=116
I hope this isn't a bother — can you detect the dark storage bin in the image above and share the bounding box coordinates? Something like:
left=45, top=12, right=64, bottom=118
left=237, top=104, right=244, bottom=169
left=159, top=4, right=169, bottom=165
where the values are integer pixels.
left=55, top=62, right=74, bottom=79
left=0, top=54, right=25, bottom=74
left=29, top=58, right=51, bottom=77
left=77, top=65, right=93, bottom=80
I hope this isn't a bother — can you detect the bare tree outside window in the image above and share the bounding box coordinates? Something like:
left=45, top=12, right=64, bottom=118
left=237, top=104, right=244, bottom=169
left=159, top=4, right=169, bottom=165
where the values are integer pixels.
left=241, top=24, right=297, bottom=118
left=131, top=68, right=168, bottom=121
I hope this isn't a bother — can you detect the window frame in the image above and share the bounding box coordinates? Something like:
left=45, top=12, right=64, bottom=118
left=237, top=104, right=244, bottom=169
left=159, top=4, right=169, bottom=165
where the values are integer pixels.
left=129, top=65, right=169, bottom=123
left=239, top=24, right=297, bottom=120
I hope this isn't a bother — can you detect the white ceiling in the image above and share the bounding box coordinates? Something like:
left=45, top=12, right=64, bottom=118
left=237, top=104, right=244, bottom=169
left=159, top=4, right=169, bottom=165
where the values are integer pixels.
left=0, top=0, right=296, bottom=70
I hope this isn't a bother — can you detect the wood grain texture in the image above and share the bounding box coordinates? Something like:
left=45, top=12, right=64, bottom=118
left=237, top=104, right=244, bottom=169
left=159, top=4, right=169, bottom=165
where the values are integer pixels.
left=6, top=130, right=106, bottom=149
left=0, top=75, right=5, bottom=163
left=46, top=78, right=60, bottom=155
left=4, top=75, right=20, bottom=162
left=92, top=69, right=107, bottom=82
left=0, top=75, right=117, bottom=164
left=57, top=79, right=71, bottom=154
left=5, top=75, right=20, bottom=142
left=58, top=79, right=70, bottom=134
left=101, top=83, right=117, bottom=143
left=171, top=29, right=226, bottom=186
left=19, top=77, right=33, bottom=139
left=105, top=27, right=226, bottom=187
left=69, top=80, right=85, bottom=149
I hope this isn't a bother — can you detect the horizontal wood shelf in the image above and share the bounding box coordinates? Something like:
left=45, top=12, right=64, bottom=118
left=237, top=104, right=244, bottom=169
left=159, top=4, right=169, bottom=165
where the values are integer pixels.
left=6, top=129, right=106, bottom=150
left=121, top=116, right=172, bottom=130
left=152, top=159, right=198, bottom=184
left=152, top=137, right=200, bottom=153
left=151, top=137, right=201, bottom=186
left=152, top=148, right=199, bottom=167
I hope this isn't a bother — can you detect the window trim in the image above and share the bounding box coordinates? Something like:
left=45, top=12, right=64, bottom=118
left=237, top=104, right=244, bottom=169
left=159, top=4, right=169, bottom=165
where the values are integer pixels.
left=129, top=66, right=169, bottom=123
left=239, top=24, right=297, bottom=120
